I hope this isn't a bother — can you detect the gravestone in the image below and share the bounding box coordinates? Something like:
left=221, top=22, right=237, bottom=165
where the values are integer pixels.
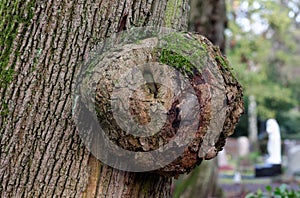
left=237, top=136, right=250, bottom=157
left=237, top=136, right=251, bottom=175
left=287, top=145, right=300, bottom=176
left=233, top=171, right=242, bottom=184
left=218, top=149, right=228, bottom=167
left=284, top=139, right=297, bottom=156
left=266, top=119, right=281, bottom=164
left=255, top=119, right=282, bottom=177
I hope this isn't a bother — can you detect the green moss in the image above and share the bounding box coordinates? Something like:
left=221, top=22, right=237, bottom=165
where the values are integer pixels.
left=157, top=32, right=207, bottom=75
left=1, top=100, right=9, bottom=117
left=165, top=0, right=182, bottom=28
left=0, top=0, right=36, bottom=89
left=0, top=0, right=35, bottom=118
left=157, top=32, right=238, bottom=83
left=201, top=42, right=207, bottom=51
left=159, top=49, right=194, bottom=74
left=215, top=55, right=236, bottom=78
left=215, top=55, right=229, bottom=69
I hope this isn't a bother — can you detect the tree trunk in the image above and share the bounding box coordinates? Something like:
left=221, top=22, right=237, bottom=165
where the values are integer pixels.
left=248, top=95, right=258, bottom=151
left=189, top=0, right=227, bottom=53
left=1, top=0, right=244, bottom=197
left=173, top=159, right=218, bottom=198
left=0, top=0, right=190, bottom=197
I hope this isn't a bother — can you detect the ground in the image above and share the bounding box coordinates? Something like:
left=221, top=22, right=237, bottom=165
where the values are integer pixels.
left=218, top=176, right=300, bottom=198
left=217, top=138, right=300, bottom=197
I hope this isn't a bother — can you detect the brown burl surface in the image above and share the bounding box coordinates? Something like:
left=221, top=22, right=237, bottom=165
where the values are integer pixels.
left=82, top=33, right=244, bottom=177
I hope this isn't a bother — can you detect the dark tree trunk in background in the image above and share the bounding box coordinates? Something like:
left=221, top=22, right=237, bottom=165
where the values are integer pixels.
left=173, top=0, right=228, bottom=197
left=189, top=0, right=227, bottom=53
left=173, top=159, right=219, bottom=198
left=0, top=0, right=189, bottom=197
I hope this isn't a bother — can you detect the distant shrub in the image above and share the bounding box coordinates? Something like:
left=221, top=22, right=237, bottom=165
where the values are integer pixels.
left=245, top=184, right=300, bottom=198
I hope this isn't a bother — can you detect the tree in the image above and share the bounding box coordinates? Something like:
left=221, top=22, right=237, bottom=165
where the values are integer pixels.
left=189, top=0, right=227, bottom=53
left=0, top=0, right=243, bottom=197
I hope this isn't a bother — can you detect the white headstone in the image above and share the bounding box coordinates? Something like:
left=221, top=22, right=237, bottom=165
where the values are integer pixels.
left=266, top=119, right=281, bottom=164
left=218, top=149, right=228, bottom=167
left=287, top=145, right=300, bottom=175
left=237, top=136, right=250, bottom=157
left=233, top=171, right=242, bottom=184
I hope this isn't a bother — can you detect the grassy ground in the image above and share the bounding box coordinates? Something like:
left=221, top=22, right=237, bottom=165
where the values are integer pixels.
left=217, top=153, right=300, bottom=198
left=218, top=177, right=300, bottom=198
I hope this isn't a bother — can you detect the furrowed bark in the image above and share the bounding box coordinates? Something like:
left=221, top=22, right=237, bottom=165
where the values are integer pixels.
left=0, top=0, right=190, bottom=197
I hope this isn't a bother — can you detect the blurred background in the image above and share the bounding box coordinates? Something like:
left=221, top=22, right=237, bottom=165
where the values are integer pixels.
left=172, top=0, right=300, bottom=197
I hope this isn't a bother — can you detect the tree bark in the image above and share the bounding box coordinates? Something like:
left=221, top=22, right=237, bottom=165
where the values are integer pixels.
left=77, top=32, right=243, bottom=178
left=173, top=0, right=229, bottom=197
left=189, top=0, right=227, bottom=53
left=173, top=159, right=218, bottom=198
left=0, top=0, right=190, bottom=197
